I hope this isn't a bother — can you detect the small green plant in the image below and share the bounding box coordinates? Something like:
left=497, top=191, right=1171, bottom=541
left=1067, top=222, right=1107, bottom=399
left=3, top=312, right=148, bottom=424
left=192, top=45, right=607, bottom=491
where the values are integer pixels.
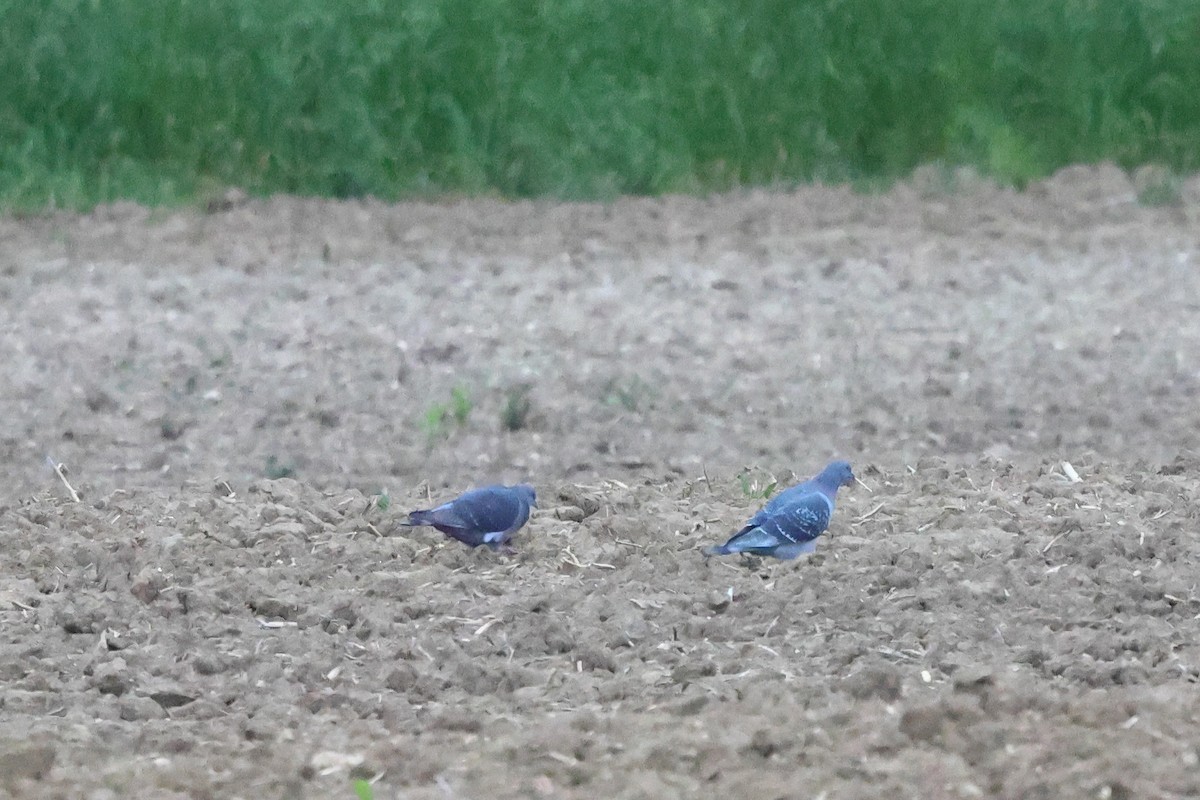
left=737, top=469, right=777, bottom=500
left=264, top=455, right=295, bottom=479
left=602, top=375, right=654, bottom=412
left=420, top=385, right=472, bottom=444
left=374, top=489, right=390, bottom=512
left=420, top=403, right=450, bottom=442
left=500, top=385, right=533, bottom=431
left=450, top=385, right=472, bottom=426
left=352, top=779, right=374, bottom=800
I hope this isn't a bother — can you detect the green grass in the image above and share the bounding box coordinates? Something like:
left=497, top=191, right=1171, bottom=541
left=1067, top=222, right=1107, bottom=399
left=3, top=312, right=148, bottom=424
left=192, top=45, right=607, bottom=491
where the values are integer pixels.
left=264, top=455, right=296, bottom=479
left=500, top=385, right=533, bottom=432
left=602, top=375, right=655, bottom=412
left=3, top=0, right=1200, bottom=209
left=420, top=404, right=451, bottom=445
left=450, top=385, right=472, bottom=427
left=419, top=384, right=472, bottom=445
left=737, top=469, right=778, bottom=501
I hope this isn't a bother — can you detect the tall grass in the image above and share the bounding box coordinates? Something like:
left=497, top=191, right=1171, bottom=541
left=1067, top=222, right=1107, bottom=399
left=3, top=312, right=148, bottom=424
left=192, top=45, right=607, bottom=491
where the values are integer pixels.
left=1, top=0, right=1198, bottom=209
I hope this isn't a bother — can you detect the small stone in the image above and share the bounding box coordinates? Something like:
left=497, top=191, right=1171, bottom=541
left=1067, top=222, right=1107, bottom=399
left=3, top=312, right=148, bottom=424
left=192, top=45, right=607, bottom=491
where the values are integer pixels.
left=308, top=750, right=365, bottom=774
left=149, top=689, right=197, bottom=709
left=747, top=728, right=779, bottom=758
left=555, top=487, right=601, bottom=518
left=671, top=661, right=717, bottom=684
left=385, top=664, right=418, bottom=693
left=706, top=589, right=731, bottom=612
left=130, top=580, right=160, bottom=605
left=899, top=704, right=945, bottom=743
left=251, top=597, right=303, bottom=620
left=671, top=695, right=708, bottom=716
left=431, top=707, right=481, bottom=732
left=305, top=692, right=351, bottom=713
left=119, top=696, right=167, bottom=721
left=192, top=655, right=226, bottom=676
left=576, top=645, right=617, bottom=673
left=58, top=605, right=101, bottom=635
left=841, top=664, right=902, bottom=701
left=84, top=389, right=119, bottom=414
left=0, top=742, right=56, bottom=783
left=325, top=604, right=358, bottom=630
left=205, top=187, right=249, bottom=213
left=554, top=506, right=586, bottom=523
left=91, top=662, right=131, bottom=697
left=259, top=521, right=309, bottom=538
left=952, top=667, right=995, bottom=696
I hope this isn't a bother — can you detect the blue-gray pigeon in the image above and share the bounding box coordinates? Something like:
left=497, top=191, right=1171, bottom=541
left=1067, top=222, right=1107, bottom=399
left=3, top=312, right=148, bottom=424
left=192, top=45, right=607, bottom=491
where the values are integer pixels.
left=404, top=483, right=537, bottom=548
left=705, top=461, right=856, bottom=559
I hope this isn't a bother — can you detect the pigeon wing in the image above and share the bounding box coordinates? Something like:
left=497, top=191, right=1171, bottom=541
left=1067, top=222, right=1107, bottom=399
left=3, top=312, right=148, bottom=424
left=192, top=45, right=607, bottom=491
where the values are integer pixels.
left=717, top=525, right=790, bottom=555
left=443, top=487, right=527, bottom=544
left=736, top=478, right=819, bottom=533
left=416, top=503, right=484, bottom=545
left=756, top=493, right=832, bottom=545
left=762, top=480, right=817, bottom=514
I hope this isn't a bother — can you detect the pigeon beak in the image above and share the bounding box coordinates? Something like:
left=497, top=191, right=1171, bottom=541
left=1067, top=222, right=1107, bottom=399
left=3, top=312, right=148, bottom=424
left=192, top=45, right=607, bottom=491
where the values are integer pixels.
left=854, top=476, right=874, bottom=493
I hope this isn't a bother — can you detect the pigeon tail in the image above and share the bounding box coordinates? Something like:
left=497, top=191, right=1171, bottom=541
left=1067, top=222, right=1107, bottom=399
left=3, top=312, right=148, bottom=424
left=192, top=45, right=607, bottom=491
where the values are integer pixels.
left=703, top=544, right=732, bottom=557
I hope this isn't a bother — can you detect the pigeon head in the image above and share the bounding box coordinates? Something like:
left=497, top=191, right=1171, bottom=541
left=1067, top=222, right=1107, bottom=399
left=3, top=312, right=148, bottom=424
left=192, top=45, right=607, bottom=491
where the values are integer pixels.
left=817, top=460, right=856, bottom=490
left=514, top=483, right=538, bottom=508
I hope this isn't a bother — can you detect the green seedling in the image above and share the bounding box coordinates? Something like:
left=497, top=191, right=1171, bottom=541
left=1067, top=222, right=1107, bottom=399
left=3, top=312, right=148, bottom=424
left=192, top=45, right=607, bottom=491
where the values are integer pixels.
left=421, top=403, right=450, bottom=443
left=421, top=385, right=472, bottom=445
left=737, top=470, right=777, bottom=500
left=450, top=385, right=472, bottom=426
left=265, top=455, right=295, bottom=479
left=501, top=385, right=533, bottom=431
left=602, top=375, right=654, bottom=412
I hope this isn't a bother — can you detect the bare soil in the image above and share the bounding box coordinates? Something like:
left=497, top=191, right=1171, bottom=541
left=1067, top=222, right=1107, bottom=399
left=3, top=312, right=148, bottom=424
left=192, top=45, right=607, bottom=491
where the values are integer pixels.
left=2, top=164, right=1200, bottom=798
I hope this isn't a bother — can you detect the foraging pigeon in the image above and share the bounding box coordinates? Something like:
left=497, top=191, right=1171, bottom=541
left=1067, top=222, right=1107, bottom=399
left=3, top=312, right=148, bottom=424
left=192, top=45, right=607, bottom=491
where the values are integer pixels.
left=705, top=460, right=856, bottom=559
left=403, top=483, right=537, bottom=548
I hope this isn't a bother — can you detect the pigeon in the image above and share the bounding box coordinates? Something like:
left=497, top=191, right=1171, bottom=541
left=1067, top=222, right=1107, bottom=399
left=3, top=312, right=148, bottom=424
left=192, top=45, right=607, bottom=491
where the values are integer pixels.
left=404, top=483, right=537, bottom=548
left=705, top=460, right=856, bottom=559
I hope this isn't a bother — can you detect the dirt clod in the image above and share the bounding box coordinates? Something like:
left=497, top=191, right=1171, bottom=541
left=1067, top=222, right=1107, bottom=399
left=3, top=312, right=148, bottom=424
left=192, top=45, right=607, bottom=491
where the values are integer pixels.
left=0, top=743, right=56, bottom=785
